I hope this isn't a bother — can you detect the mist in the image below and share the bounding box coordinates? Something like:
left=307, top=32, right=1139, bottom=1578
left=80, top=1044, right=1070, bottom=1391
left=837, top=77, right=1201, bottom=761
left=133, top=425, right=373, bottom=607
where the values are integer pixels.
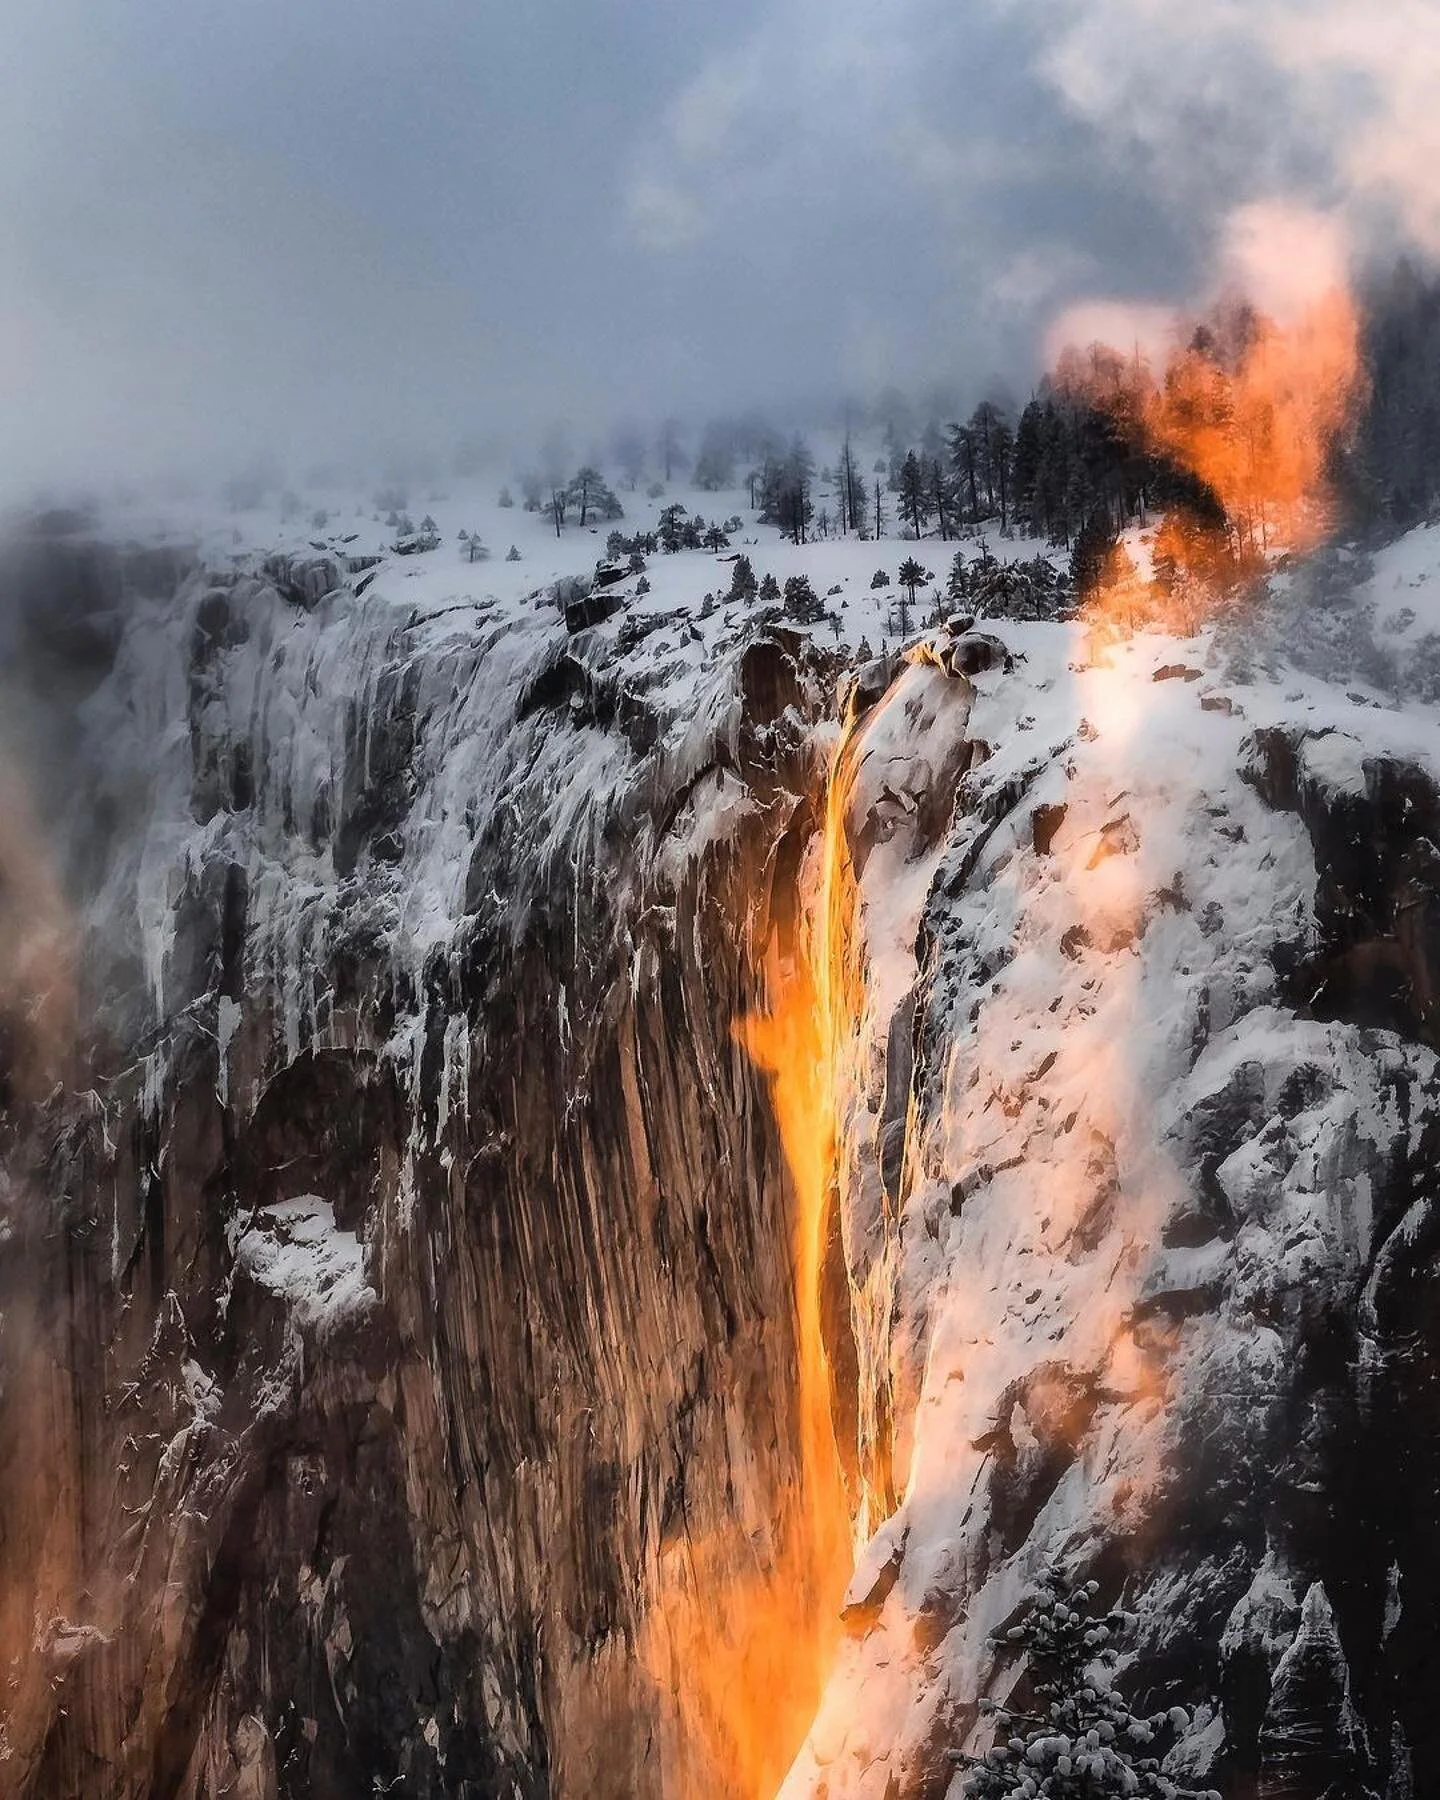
left=3, top=0, right=1438, bottom=498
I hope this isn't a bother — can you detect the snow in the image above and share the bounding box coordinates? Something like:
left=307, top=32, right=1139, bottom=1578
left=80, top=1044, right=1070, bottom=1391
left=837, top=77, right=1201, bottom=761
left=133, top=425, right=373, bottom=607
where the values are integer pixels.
left=1365, top=520, right=1440, bottom=642
left=781, top=579, right=1440, bottom=1797
left=56, top=461, right=1440, bottom=1800
left=232, top=1195, right=375, bottom=1339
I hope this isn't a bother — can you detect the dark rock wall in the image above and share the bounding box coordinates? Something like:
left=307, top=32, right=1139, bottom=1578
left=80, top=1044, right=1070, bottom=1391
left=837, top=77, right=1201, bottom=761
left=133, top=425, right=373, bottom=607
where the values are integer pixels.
left=0, top=557, right=836, bottom=1799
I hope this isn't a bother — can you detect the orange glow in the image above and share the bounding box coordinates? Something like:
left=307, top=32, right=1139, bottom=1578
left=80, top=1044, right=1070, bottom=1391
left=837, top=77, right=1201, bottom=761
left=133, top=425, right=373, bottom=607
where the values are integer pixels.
left=1147, top=288, right=1360, bottom=558
left=641, top=730, right=862, bottom=1800
left=647, top=260, right=1362, bottom=1794
left=1043, top=267, right=1365, bottom=1524
left=1056, top=272, right=1362, bottom=623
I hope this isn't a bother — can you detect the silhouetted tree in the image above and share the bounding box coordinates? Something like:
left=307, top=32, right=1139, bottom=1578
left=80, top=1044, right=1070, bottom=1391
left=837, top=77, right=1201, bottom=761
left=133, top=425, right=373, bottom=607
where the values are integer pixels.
left=1071, top=510, right=1118, bottom=596
left=693, top=420, right=738, bottom=490
left=728, top=555, right=758, bottom=603
left=568, top=466, right=623, bottom=527
left=898, top=452, right=931, bottom=538
left=658, top=418, right=686, bottom=482
left=612, top=423, right=647, bottom=489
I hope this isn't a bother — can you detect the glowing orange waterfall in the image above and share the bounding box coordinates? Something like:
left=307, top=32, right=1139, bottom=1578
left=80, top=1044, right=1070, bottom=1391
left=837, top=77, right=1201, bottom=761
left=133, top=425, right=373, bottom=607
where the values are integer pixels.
left=643, top=717, right=865, bottom=1800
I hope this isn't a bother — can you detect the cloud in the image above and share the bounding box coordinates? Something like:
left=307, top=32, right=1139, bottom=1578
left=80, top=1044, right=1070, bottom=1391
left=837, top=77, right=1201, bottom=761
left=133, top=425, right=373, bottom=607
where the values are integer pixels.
left=1, top=0, right=1431, bottom=495
left=1018, top=0, right=1440, bottom=270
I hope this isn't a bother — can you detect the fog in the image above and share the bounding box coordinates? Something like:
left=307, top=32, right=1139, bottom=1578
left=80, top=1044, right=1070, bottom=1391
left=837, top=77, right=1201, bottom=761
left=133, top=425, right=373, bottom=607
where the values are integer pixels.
left=2, top=0, right=1437, bottom=494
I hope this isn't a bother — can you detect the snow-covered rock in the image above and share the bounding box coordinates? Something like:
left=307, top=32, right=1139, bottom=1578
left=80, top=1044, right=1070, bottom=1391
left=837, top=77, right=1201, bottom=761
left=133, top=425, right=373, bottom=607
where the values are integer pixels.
left=4, top=508, right=1440, bottom=1800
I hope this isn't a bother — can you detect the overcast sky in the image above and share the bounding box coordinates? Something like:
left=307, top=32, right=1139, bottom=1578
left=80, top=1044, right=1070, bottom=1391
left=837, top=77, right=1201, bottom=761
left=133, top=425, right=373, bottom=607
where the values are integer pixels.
left=2, top=0, right=1436, bottom=488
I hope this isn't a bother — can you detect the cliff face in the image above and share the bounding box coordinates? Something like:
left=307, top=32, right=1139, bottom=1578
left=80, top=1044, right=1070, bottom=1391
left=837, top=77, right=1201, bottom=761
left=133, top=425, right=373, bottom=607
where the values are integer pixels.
left=787, top=621, right=1440, bottom=1800
left=0, top=543, right=849, bottom=1799
left=5, top=530, right=1440, bottom=1800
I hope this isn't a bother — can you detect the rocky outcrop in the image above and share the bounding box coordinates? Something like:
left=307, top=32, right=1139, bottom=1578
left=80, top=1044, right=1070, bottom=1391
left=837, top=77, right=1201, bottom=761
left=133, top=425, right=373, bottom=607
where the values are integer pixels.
left=8, top=529, right=1440, bottom=1800
left=782, top=632, right=1440, bottom=1800
left=0, top=554, right=848, bottom=1798
left=1257, top=1585, right=1369, bottom=1800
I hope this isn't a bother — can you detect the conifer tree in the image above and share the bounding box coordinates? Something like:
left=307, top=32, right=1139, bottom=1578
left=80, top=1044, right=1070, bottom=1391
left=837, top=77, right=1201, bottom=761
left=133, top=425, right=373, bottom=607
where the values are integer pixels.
left=567, top=466, right=623, bottom=527
left=897, top=556, right=931, bottom=630
left=728, top=555, right=758, bottom=603
left=783, top=573, right=825, bottom=623
left=960, top=1565, right=1219, bottom=1800
left=838, top=436, right=868, bottom=537
left=1070, top=512, right=1118, bottom=598
left=899, top=451, right=931, bottom=538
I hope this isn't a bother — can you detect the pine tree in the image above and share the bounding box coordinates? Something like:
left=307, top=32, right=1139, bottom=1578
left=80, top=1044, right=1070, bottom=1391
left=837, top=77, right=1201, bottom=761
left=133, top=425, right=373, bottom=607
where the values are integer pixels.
left=950, top=421, right=981, bottom=520
left=1011, top=401, right=1046, bottom=531
left=896, top=556, right=931, bottom=633
left=775, top=435, right=816, bottom=544
left=838, top=436, right=868, bottom=537
left=1070, top=512, right=1118, bottom=598
left=658, top=418, right=686, bottom=482
left=960, top=1565, right=1219, bottom=1800
left=758, top=571, right=780, bottom=605
left=612, top=424, right=647, bottom=489
left=899, top=451, right=931, bottom=538
left=870, top=568, right=892, bottom=589
left=992, top=419, right=1015, bottom=532
left=931, top=458, right=954, bottom=541
left=567, top=466, right=623, bottom=527
left=783, top=573, right=825, bottom=623
left=693, top=420, right=738, bottom=490
left=728, top=555, right=758, bottom=603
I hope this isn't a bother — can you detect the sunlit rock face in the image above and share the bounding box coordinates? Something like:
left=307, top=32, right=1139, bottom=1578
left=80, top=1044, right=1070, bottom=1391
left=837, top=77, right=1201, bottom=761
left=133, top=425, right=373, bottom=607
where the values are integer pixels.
left=0, top=546, right=841, bottom=1799
left=5, top=525, right=1440, bottom=1800
left=785, top=623, right=1440, bottom=1800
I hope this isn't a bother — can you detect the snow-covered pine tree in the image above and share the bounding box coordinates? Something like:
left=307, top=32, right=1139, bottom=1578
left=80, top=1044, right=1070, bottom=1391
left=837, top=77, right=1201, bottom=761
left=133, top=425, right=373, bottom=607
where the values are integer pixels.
left=727, top=555, right=758, bottom=604
left=960, top=1564, right=1220, bottom=1800
left=782, top=574, right=824, bottom=623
